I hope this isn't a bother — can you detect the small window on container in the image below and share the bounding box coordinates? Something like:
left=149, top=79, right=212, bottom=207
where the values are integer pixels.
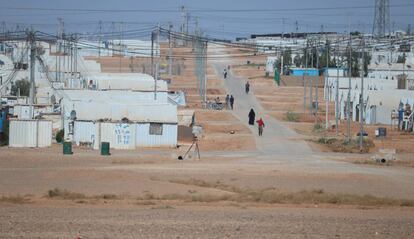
left=149, top=123, right=163, bottom=135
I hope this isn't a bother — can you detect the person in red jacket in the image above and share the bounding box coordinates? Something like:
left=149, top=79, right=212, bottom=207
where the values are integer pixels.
left=256, top=118, right=265, bottom=136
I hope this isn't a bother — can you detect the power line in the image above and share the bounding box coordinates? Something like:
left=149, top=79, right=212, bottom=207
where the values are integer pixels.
left=1, top=4, right=413, bottom=13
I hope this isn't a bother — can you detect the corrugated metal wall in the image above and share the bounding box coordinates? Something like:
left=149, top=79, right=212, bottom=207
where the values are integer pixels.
left=9, top=120, right=52, bottom=147
left=74, top=121, right=98, bottom=146
left=73, top=121, right=177, bottom=149
left=136, top=123, right=177, bottom=147
left=37, top=120, right=53, bottom=147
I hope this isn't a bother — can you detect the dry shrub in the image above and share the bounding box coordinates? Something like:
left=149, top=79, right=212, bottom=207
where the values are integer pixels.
left=169, top=178, right=243, bottom=193
left=0, top=195, right=31, bottom=204
left=285, top=111, right=300, bottom=122
left=47, top=188, right=86, bottom=200
left=317, top=137, right=375, bottom=153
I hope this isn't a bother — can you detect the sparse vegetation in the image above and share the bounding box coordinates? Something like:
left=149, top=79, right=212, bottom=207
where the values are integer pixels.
left=151, top=205, right=175, bottom=210
left=169, top=178, right=243, bottom=193
left=162, top=179, right=414, bottom=207
left=0, top=195, right=31, bottom=204
left=55, top=129, right=64, bottom=143
left=46, top=188, right=119, bottom=200
left=47, top=188, right=86, bottom=200
left=10, top=79, right=30, bottom=97
left=313, top=123, right=324, bottom=132
left=285, top=111, right=300, bottom=122
left=27, top=184, right=414, bottom=207
left=316, top=137, right=375, bottom=153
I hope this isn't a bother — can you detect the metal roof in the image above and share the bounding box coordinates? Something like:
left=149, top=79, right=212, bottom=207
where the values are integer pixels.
left=89, top=73, right=168, bottom=91
left=61, top=90, right=177, bottom=123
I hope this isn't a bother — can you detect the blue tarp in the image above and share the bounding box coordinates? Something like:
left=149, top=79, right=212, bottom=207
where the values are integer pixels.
left=0, top=111, right=5, bottom=133
left=290, top=68, right=319, bottom=76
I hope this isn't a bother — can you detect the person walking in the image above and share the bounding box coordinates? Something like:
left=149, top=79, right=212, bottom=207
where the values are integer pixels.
left=245, top=81, right=250, bottom=94
left=223, top=69, right=227, bottom=79
left=225, top=94, right=230, bottom=110
left=256, top=117, right=265, bottom=136
left=248, top=109, right=256, bottom=125
left=398, top=102, right=405, bottom=131
left=230, top=95, right=234, bottom=110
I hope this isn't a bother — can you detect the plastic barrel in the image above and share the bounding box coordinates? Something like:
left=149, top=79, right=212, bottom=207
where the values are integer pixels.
left=101, top=142, right=110, bottom=156
left=378, top=127, right=387, bottom=137
left=63, top=141, right=73, bottom=155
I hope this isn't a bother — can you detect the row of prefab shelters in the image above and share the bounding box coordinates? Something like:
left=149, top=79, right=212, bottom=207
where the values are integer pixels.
left=1, top=38, right=193, bottom=150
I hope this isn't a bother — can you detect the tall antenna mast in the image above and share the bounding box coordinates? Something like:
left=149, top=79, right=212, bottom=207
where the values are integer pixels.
left=372, top=0, right=390, bottom=37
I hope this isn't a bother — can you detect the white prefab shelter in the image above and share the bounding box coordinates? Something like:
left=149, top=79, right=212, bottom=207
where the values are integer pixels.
left=63, top=90, right=178, bottom=149
left=9, top=119, right=52, bottom=147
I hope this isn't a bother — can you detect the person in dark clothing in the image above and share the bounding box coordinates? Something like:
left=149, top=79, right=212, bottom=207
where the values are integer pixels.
left=225, top=94, right=230, bottom=110
left=230, top=95, right=234, bottom=110
left=248, top=109, right=256, bottom=125
left=245, top=81, right=250, bottom=94
left=256, top=117, right=265, bottom=136
left=223, top=69, right=227, bottom=79
left=398, top=103, right=405, bottom=131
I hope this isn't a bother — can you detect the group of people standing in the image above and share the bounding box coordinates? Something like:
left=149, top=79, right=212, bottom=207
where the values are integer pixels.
left=225, top=95, right=235, bottom=110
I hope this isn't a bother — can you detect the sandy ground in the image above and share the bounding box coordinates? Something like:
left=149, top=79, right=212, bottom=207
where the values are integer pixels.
left=2, top=145, right=413, bottom=199
left=1, top=204, right=413, bottom=239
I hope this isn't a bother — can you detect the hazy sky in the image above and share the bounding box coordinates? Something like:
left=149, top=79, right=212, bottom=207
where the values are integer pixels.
left=1, top=0, right=413, bottom=39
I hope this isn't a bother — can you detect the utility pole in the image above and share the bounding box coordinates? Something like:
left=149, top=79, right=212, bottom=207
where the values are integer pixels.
left=111, top=22, right=115, bottom=55
left=186, top=12, right=189, bottom=39
left=73, top=34, right=78, bottom=76
left=151, top=30, right=154, bottom=77
left=28, top=30, right=36, bottom=105
left=119, top=22, right=123, bottom=73
left=204, top=41, right=207, bottom=104
left=346, top=36, right=352, bottom=143
left=335, top=44, right=339, bottom=136
left=168, top=23, right=173, bottom=77
left=180, top=6, right=188, bottom=46
left=98, top=20, right=102, bottom=59
left=303, top=43, right=308, bottom=115
left=154, top=23, right=160, bottom=101
left=295, top=21, right=299, bottom=44
left=195, top=17, right=199, bottom=35
left=315, top=46, right=319, bottom=121
left=280, top=50, right=284, bottom=76
left=309, top=43, right=313, bottom=115
left=58, top=18, right=65, bottom=82
left=62, top=32, right=66, bottom=82
left=359, top=37, right=365, bottom=151
left=325, top=41, right=329, bottom=129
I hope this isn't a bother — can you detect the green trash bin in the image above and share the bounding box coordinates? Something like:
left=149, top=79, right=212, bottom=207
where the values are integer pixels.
left=101, top=142, right=110, bottom=156
left=63, top=141, right=73, bottom=155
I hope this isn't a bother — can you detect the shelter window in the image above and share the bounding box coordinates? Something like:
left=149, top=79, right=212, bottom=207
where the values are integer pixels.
left=149, top=123, right=163, bottom=135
